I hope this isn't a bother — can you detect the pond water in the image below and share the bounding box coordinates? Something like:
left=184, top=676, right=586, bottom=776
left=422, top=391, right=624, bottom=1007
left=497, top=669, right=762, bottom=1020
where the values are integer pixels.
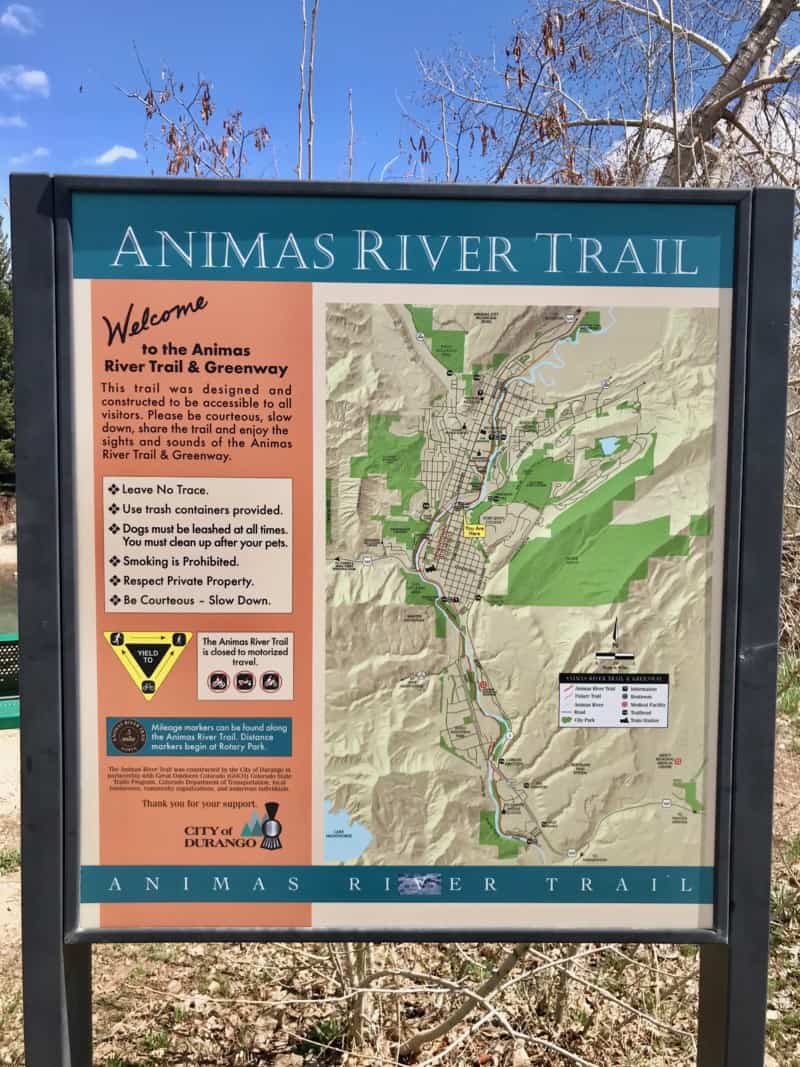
left=598, top=436, right=620, bottom=457
left=324, top=799, right=372, bottom=863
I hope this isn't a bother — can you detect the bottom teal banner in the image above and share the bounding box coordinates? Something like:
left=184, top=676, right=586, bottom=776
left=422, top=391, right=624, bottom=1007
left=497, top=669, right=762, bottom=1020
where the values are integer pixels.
left=80, top=866, right=713, bottom=904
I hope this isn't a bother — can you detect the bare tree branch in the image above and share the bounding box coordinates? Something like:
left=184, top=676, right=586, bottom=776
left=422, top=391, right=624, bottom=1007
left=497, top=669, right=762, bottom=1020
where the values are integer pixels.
left=120, top=58, right=268, bottom=179
left=715, top=72, right=795, bottom=110
left=602, top=0, right=731, bottom=65
left=658, top=0, right=797, bottom=185
left=774, top=43, right=800, bottom=76
left=667, top=0, right=682, bottom=183
left=722, top=107, right=796, bottom=184
left=296, top=0, right=307, bottom=179
left=307, top=0, right=320, bottom=179
left=397, top=943, right=531, bottom=1057
left=440, top=95, right=452, bottom=181
left=347, top=87, right=354, bottom=180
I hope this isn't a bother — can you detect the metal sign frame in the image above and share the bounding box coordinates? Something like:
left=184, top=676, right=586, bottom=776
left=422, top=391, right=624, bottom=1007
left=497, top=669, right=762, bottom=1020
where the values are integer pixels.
left=11, top=174, right=794, bottom=1066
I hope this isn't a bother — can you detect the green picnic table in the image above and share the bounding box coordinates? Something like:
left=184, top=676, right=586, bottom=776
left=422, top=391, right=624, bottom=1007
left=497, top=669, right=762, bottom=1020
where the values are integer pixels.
left=0, top=632, right=19, bottom=730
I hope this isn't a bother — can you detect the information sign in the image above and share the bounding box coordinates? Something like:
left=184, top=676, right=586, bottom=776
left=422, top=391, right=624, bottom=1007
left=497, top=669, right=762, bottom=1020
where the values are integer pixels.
left=63, top=185, right=740, bottom=933
left=10, top=176, right=794, bottom=1065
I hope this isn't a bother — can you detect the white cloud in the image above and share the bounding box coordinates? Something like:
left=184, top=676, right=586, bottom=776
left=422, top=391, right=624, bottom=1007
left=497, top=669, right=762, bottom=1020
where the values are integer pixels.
left=0, top=65, right=49, bottom=98
left=0, top=4, right=39, bottom=35
left=9, top=144, right=48, bottom=167
left=95, top=144, right=138, bottom=166
left=0, top=114, right=25, bottom=127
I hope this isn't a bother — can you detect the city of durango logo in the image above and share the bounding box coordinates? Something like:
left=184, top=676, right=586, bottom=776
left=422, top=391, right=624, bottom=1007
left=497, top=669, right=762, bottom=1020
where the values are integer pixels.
left=241, top=802, right=283, bottom=850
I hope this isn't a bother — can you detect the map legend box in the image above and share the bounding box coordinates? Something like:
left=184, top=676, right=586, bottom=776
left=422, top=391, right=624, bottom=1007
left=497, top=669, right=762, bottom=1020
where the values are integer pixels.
left=558, top=673, right=669, bottom=728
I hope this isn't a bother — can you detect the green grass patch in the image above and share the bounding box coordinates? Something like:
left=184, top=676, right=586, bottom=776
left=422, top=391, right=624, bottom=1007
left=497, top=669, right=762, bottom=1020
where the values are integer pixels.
left=300, top=1015, right=346, bottom=1057
left=551, top=436, right=655, bottom=533
left=403, top=570, right=437, bottom=606
left=405, top=571, right=449, bottom=641
left=406, top=304, right=433, bottom=336
left=499, top=435, right=698, bottom=605
left=381, top=514, right=433, bottom=546
left=569, top=309, right=602, bottom=340
left=505, top=448, right=574, bottom=510
left=0, top=847, right=20, bottom=874
left=689, top=509, right=713, bottom=536
left=777, top=656, right=800, bottom=717
left=479, top=810, right=521, bottom=860
left=470, top=501, right=492, bottom=525
left=505, top=514, right=689, bottom=606
left=351, top=414, right=425, bottom=510
left=784, top=833, right=800, bottom=866
left=672, top=779, right=704, bottom=813
left=432, top=329, right=465, bottom=374
left=140, top=1029, right=170, bottom=1053
left=466, top=670, right=477, bottom=702
left=381, top=516, right=428, bottom=550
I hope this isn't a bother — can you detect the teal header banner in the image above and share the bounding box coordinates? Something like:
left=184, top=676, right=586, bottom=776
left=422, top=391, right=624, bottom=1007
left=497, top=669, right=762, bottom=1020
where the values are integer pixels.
left=81, top=864, right=714, bottom=904
left=72, top=191, right=735, bottom=288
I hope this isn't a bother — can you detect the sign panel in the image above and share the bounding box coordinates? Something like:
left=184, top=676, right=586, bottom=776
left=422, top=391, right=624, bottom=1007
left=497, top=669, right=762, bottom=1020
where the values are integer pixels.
left=63, top=188, right=737, bottom=934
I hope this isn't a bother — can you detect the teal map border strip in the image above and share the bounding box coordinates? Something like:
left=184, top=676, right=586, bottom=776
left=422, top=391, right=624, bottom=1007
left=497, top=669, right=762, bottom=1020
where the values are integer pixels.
left=72, top=192, right=734, bottom=288
left=81, top=865, right=713, bottom=903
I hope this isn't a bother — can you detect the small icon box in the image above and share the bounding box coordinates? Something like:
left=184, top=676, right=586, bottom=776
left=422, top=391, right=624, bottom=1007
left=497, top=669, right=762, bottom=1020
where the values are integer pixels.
left=208, top=671, right=230, bottom=692
left=261, top=671, right=282, bottom=692
left=235, top=671, right=255, bottom=692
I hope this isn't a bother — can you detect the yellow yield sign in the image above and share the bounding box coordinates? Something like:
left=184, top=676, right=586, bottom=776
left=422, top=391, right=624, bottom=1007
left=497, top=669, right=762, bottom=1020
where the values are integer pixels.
left=105, top=630, right=192, bottom=700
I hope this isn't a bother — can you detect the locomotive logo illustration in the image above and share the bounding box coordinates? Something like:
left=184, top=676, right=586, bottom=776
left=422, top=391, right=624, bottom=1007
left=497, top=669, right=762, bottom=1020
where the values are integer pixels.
left=261, top=802, right=283, bottom=850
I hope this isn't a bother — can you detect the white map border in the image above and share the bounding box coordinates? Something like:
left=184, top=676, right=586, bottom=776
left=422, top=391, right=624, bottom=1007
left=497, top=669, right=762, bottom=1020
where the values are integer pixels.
left=311, top=282, right=731, bottom=931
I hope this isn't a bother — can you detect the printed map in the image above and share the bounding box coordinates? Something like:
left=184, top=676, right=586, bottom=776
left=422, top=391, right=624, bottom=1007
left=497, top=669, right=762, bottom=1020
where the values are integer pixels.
left=325, top=299, right=721, bottom=868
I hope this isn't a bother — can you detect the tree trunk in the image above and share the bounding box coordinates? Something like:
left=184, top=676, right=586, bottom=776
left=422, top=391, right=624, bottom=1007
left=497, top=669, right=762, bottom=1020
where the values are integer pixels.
left=657, top=0, right=796, bottom=186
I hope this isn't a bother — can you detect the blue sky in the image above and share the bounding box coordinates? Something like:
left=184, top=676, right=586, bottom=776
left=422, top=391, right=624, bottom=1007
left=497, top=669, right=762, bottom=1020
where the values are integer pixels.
left=0, top=0, right=525, bottom=214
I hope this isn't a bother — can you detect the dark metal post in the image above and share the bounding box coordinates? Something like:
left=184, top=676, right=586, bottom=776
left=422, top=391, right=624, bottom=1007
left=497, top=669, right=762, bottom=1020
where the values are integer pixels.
left=11, top=173, right=92, bottom=1066
left=697, top=188, right=794, bottom=1066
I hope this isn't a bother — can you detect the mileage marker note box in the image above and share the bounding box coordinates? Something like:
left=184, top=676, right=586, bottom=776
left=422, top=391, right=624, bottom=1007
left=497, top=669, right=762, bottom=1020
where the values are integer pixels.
left=559, top=673, right=669, bottom=728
